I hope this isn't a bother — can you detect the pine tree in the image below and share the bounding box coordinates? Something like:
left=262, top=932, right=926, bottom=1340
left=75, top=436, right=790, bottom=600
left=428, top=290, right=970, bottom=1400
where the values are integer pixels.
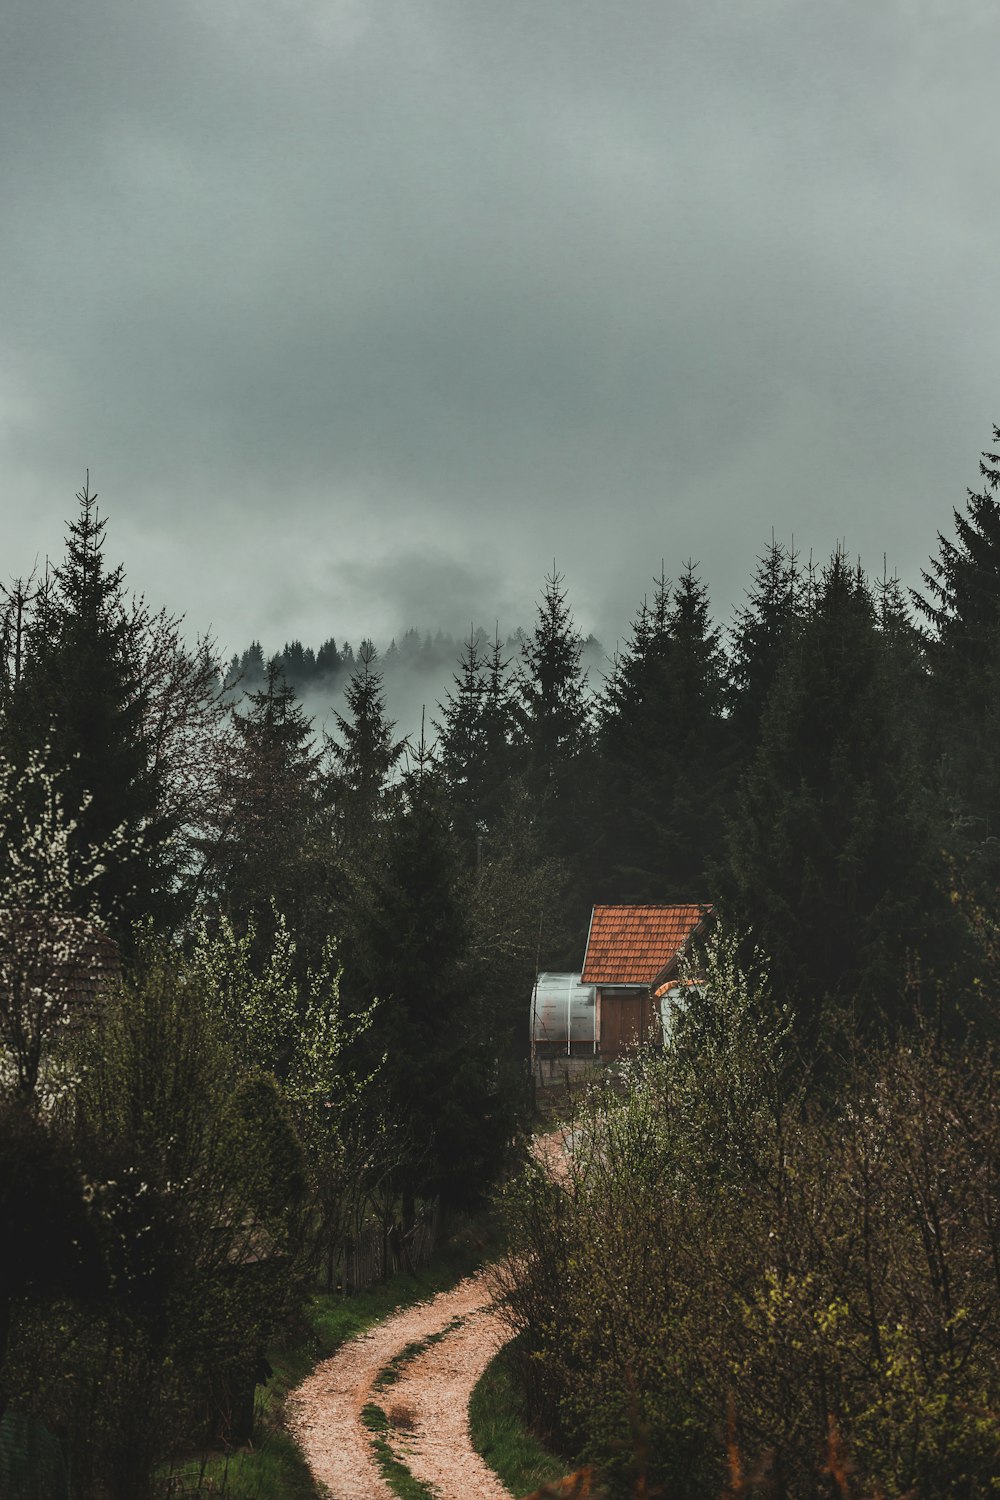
left=278, top=640, right=315, bottom=689
left=435, top=628, right=487, bottom=856
left=351, top=760, right=517, bottom=1212
left=875, top=563, right=929, bottom=750
left=479, top=626, right=518, bottom=835
left=315, top=637, right=342, bottom=680
left=596, top=563, right=727, bottom=900
left=9, top=479, right=169, bottom=930
left=915, top=425, right=1000, bottom=858
left=243, top=641, right=266, bottom=687
left=918, top=426, right=1000, bottom=661
left=515, top=570, right=590, bottom=786
left=326, top=641, right=407, bottom=855
left=728, top=536, right=805, bottom=761
left=435, top=626, right=516, bottom=860
left=724, top=551, right=946, bottom=1025
left=205, top=660, right=327, bottom=960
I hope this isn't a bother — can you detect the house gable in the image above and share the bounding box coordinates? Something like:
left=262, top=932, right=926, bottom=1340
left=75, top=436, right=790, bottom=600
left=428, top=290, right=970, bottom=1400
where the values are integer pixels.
left=581, top=903, right=712, bottom=990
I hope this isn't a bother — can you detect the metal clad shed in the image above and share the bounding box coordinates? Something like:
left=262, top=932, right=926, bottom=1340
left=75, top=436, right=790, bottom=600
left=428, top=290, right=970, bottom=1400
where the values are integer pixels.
left=531, top=972, right=598, bottom=1058
left=582, top=904, right=713, bottom=1058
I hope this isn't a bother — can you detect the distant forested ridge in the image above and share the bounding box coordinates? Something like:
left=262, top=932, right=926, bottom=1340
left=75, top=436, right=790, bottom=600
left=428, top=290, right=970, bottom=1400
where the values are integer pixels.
left=225, top=623, right=606, bottom=722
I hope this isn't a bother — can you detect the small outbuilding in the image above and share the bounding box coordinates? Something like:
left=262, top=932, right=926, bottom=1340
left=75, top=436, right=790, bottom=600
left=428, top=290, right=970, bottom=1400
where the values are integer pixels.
left=530, top=904, right=713, bottom=1070
left=581, top=903, right=713, bottom=1059
left=530, top=972, right=599, bottom=1059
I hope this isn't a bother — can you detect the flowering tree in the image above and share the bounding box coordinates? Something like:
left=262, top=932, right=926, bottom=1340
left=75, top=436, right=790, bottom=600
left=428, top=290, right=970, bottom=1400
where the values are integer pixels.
left=188, top=910, right=380, bottom=1259
left=0, top=748, right=123, bottom=1103
left=127, top=599, right=233, bottom=906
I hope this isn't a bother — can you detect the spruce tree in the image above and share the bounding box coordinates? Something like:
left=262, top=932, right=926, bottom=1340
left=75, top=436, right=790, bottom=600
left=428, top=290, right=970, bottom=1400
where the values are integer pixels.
left=351, top=759, right=517, bottom=1212
left=435, top=625, right=516, bottom=861
left=278, top=639, right=315, bottom=690
left=727, top=536, right=805, bottom=762
left=875, top=564, right=930, bottom=755
left=435, top=628, right=487, bottom=859
left=510, top=571, right=596, bottom=950
left=515, top=569, right=591, bottom=793
left=315, top=637, right=342, bottom=680
left=479, top=626, right=518, bottom=835
left=724, top=551, right=945, bottom=1025
left=326, top=641, right=407, bottom=856
left=916, top=425, right=1000, bottom=863
left=918, top=426, right=1000, bottom=662
left=9, top=479, right=169, bottom=930
left=205, top=660, right=327, bottom=961
left=596, top=563, right=727, bottom=901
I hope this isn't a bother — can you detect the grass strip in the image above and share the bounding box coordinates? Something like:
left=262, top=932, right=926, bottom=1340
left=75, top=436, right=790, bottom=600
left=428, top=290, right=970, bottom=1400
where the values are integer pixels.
left=469, top=1336, right=569, bottom=1499
left=361, top=1312, right=468, bottom=1497
left=373, top=1315, right=466, bottom=1391
left=360, top=1403, right=437, bottom=1500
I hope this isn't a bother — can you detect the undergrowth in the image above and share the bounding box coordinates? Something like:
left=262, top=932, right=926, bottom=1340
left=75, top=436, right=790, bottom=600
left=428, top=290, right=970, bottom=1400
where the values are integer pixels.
left=470, top=1336, right=570, bottom=1498
left=162, top=1229, right=487, bottom=1497
left=500, top=931, right=1000, bottom=1496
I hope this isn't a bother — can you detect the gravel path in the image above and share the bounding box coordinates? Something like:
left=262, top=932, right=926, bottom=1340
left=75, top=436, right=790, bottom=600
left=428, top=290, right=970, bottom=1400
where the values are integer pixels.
left=289, top=1133, right=572, bottom=1499
left=288, top=1269, right=514, bottom=1500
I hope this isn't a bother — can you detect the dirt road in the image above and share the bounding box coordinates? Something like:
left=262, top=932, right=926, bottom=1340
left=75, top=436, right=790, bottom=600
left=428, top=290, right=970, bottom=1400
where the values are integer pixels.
left=290, top=1132, right=573, bottom=1498
left=288, top=1269, right=513, bottom=1500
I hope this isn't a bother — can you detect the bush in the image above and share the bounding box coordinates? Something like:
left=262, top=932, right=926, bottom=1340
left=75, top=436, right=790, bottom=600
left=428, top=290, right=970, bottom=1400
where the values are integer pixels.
left=496, top=933, right=1000, bottom=1498
left=2, top=942, right=312, bottom=1499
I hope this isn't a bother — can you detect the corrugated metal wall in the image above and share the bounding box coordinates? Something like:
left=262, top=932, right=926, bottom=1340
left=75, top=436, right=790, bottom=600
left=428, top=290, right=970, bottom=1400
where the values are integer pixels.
left=531, top=972, right=598, bottom=1056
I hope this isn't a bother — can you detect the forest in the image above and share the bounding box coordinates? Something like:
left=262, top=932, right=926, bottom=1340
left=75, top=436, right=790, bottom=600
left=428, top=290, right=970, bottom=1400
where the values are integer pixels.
left=3, top=425, right=1000, bottom=1498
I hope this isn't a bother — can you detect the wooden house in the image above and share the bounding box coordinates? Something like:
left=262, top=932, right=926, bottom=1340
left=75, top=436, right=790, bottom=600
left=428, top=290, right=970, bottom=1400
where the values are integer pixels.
left=580, top=903, right=713, bottom=1058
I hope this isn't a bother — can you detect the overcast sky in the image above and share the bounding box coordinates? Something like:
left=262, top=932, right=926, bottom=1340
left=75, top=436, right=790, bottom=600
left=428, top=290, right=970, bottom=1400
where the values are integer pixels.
left=3, top=0, right=1000, bottom=661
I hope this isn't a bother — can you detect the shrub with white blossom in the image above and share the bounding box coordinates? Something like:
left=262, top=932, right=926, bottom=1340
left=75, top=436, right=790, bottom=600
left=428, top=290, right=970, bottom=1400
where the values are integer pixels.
left=0, top=747, right=126, bottom=1102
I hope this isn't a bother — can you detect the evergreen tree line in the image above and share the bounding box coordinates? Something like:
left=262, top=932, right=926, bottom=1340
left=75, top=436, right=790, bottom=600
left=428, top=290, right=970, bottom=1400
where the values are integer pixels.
left=211, top=424, right=1000, bottom=1040
left=6, top=439, right=1000, bottom=1054
left=226, top=621, right=604, bottom=714
left=426, top=428, right=1000, bottom=1038
left=226, top=627, right=472, bottom=697
left=0, top=481, right=546, bottom=1491
left=3, top=426, right=1000, bottom=1490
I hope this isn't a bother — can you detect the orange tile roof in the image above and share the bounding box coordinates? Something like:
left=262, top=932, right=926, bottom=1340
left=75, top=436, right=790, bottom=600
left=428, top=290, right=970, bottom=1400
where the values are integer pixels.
left=582, top=904, right=712, bottom=986
left=654, top=975, right=704, bottom=999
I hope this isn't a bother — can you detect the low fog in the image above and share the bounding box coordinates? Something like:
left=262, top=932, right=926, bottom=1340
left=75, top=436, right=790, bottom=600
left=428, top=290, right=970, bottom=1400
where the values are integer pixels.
left=232, top=623, right=610, bottom=752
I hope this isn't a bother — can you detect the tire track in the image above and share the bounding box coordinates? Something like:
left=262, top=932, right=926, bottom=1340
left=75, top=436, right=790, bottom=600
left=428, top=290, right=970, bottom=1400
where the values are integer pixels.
left=288, top=1270, right=513, bottom=1500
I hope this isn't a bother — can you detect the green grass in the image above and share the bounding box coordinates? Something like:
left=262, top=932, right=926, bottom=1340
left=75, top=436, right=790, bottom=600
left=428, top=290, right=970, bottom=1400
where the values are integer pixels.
left=469, top=1337, right=570, bottom=1498
left=170, top=1231, right=488, bottom=1498
left=354, top=1314, right=468, bottom=1500
left=373, top=1315, right=465, bottom=1392
left=359, top=1402, right=437, bottom=1500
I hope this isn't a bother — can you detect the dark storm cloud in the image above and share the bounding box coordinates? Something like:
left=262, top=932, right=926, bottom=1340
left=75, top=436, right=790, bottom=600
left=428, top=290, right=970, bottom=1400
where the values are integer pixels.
left=2, top=0, right=999, bottom=653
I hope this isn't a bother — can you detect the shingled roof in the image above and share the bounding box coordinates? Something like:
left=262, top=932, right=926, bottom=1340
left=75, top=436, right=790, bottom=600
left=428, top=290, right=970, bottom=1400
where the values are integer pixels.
left=581, top=904, right=712, bottom=987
